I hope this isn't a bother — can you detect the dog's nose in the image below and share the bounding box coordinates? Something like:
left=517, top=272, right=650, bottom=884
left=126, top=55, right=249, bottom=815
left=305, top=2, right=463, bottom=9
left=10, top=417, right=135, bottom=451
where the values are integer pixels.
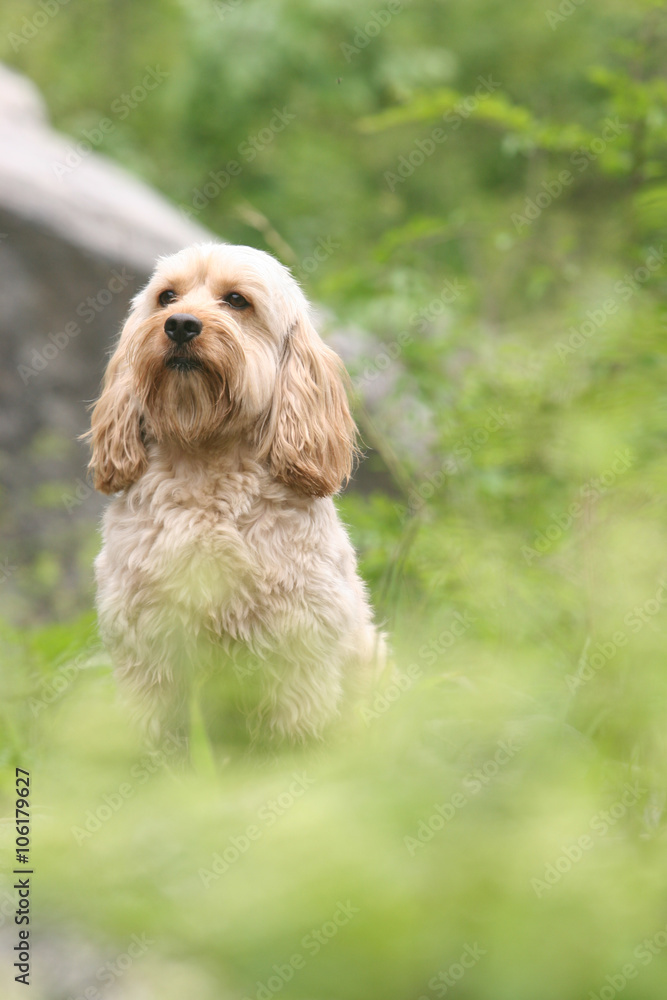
left=164, top=313, right=202, bottom=345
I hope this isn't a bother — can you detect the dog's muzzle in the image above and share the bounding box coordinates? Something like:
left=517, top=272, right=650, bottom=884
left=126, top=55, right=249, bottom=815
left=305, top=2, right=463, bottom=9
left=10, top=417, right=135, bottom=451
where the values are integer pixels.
left=164, top=313, right=202, bottom=346
left=165, top=354, right=203, bottom=372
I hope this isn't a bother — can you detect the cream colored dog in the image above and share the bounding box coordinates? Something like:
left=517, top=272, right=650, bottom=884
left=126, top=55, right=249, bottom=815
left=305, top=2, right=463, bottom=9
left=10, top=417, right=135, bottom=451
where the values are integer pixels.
left=88, top=242, right=385, bottom=746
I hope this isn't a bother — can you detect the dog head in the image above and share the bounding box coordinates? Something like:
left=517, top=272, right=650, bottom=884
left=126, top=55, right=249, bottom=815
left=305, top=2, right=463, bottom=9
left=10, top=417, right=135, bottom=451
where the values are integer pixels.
left=88, top=242, right=357, bottom=497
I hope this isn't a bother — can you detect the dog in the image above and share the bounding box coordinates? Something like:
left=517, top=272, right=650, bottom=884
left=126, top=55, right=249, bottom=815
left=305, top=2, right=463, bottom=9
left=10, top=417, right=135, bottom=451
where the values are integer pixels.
left=87, top=242, right=386, bottom=747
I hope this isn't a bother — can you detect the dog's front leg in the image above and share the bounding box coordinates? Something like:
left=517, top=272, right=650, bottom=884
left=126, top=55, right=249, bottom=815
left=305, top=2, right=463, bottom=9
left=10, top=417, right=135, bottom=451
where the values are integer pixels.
left=117, top=659, right=191, bottom=757
left=253, top=648, right=345, bottom=743
left=100, top=612, right=193, bottom=759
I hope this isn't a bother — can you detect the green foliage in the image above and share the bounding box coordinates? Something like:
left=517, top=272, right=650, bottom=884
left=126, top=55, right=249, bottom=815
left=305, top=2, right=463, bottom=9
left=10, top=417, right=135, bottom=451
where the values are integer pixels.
left=2, top=0, right=667, bottom=997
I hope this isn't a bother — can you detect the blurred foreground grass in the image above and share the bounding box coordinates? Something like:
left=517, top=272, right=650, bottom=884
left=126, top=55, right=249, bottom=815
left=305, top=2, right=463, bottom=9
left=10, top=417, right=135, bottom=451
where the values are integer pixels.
left=2, top=439, right=667, bottom=999
left=2, top=0, right=667, bottom=996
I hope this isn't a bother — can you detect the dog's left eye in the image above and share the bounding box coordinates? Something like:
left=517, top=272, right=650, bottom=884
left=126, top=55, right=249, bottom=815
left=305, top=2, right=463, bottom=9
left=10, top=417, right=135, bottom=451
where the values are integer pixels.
left=222, top=292, right=250, bottom=310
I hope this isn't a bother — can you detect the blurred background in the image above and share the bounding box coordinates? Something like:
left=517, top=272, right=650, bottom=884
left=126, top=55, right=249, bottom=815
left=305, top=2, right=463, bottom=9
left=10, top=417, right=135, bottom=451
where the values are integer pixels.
left=2, top=0, right=667, bottom=997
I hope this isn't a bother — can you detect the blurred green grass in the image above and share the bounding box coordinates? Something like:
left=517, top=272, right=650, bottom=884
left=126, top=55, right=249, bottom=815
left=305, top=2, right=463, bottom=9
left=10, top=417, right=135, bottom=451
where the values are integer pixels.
left=3, top=476, right=667, bottom=997
left=2, top=0, right=667, bottom=996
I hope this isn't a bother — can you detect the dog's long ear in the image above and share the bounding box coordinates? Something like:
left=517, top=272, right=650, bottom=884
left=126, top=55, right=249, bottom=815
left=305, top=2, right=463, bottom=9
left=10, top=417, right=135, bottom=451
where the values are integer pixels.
left=86, top=333, right=147, bottom=495
left=264, top=309, right=357, bottom=497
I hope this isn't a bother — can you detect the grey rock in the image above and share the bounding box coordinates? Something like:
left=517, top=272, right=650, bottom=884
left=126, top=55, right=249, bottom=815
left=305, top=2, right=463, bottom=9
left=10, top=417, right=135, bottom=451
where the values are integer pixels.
left=0, top=63, right=403, bottom=620
left=0, top=63, right=213, bottom=619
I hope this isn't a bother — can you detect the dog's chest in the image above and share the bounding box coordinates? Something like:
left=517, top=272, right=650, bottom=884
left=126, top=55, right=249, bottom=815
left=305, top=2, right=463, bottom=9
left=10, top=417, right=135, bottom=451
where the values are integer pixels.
left=99, top=471, right=322, bottom=630
left=143, top=501, right=257, bottom=612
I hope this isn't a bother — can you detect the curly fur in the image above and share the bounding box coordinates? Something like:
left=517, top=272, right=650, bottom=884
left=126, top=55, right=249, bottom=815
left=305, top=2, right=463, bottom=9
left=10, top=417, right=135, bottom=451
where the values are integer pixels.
left=87, top=242, right=386, bottom=745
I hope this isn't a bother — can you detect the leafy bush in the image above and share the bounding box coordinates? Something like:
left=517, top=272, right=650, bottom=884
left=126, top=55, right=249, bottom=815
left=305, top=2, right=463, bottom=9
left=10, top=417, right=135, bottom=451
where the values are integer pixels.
left=2, top=1, right=667, bottom=997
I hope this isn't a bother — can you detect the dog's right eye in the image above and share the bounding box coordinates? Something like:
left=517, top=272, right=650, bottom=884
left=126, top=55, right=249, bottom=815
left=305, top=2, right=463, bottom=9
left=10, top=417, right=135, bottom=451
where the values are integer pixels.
left=159, top=290, right=177, bottom=307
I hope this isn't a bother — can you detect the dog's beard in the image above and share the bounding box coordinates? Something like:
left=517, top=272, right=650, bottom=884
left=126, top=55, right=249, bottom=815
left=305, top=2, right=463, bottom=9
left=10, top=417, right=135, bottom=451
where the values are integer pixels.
left=131, top=325, right=246, bottom=446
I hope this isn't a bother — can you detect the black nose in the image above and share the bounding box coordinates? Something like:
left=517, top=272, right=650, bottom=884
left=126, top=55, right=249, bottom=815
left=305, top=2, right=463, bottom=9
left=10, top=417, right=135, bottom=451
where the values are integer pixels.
left=164, top=313, right=202, bottom=345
